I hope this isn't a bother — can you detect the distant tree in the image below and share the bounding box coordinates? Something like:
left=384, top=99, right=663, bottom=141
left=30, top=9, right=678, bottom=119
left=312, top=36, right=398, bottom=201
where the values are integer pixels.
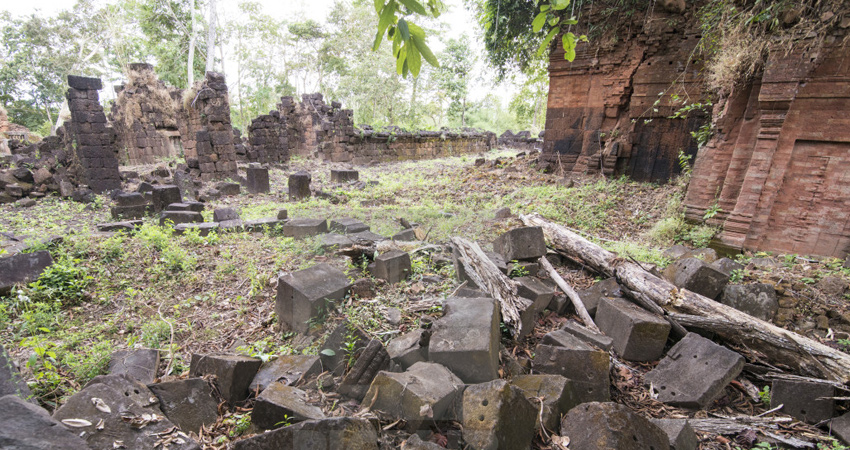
left=435, top=36, right=476, bottom=127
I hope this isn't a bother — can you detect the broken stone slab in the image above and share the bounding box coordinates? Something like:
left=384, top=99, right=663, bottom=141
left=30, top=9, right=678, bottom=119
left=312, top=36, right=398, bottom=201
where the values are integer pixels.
left=246, top=166, right=270, bottom=194
left=362, top=362, right=464, bottom=431
left=401, top=434, right=445, bottom=449
left=454, top=286, right=489, bottom=298
left=245, top=218, right=284, bottom=232
left=330, top=169, right=359, bottom=183
left=533, top=330, right=610, bottom=403
left=147, top=377, right=218, bottom=434
left=387, top=329, right=428, bottom=370
left=250, top=354, right=322, bottom=394
left=213, top=207, right=240, bottom=222
left=515, top=276, right=556, bottom=312
left=561, top=320, right=614, bottom=351
left=253, top=383, right=325, bottom=429
left=770, top=379, right=835, bottom=424
left=108, top=349, right=159, bottom=384
left=370, top=250, right=411, bottom=284
left=217, top=181, right=241, bottom=196
left=174, top=222, right=219, bottom=236
left=319, top=321, right=370, bottom=376
left=512, top=374, right=579, bottom=431
left=53, top=374, right=199, bottom=450
left=329, top=218, right=370, bottom=234
left=282, top=218, right=328, bottom=238
left=110, top=205, right=147, bottom=220
left=649, top=418, right=699, bottom=450
left=429, top=297, right=500, bottom=384
left=189, top=353, right=262, bottom=406
left=392, top=228, right=416, bottom=241
left=663, top=244, right=690, bottom=260
left=339, top=339, right=391, bottom=401
left=288, top=171, right=312, bottom=201
left=689, top=247, right=718, bottom=263
left=348, top=230, right=387, bottom=245
left=710, top=257, right=744, bottom=276
left=150, top=184, right=182, bottom=212
left=575, top=277, right=622, bottom=317
left=232, top=417, right=378, bottom=450
left=277, top=209, right=288, bottom=220
left=165, top=202, right=204, bottom=213
left=493, top=226, right=546, bottom=261
left=318, top=233, right=357, bottom=252
left=596, top=296, right=670, bottom=362
left=218, top=219, right=245, bottom=232
left=0, top=394, right=89, bottom=449
left=462, top=379, right=537, bottom=450
left=276, top=263, right=351, bottom=334
left=560, top=402, right=669, bottom=450
left=0, top=344, right=33, bottom=401
left=663, top=257, right=729, bottom=299
left=96, top=220, right=143, bottom=232
left=721, top=283, right=778, bottom=321
left=160, top=210, right=203, bottom=226
left=645, top=333, right=744, bottom=409
left=0, top=250, right=53, bottom=295
left=494, top=207, right=512, bottom=219
left=830, top=412, right=850, bottom=446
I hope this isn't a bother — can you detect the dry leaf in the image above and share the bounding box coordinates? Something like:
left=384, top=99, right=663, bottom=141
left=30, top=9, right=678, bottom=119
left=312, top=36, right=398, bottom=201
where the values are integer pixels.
left=96, top=418, right=105, bottom=431
left=551, top=434, right=570, bottom=449
left=91, top=397, right=111, bottom=413
left=62, top=418, right=93, bottom=428
left=419, top=403, right=434, bottom=419
left=113, top=441, right=126, bottom=449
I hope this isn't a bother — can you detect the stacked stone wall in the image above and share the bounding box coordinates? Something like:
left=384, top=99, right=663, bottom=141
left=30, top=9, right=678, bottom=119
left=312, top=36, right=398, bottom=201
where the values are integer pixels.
left=498, top=130, right=541, bottom=152
left=181, top=72, right=238, bottom=181
left=247, top=111, right=288, bottom=164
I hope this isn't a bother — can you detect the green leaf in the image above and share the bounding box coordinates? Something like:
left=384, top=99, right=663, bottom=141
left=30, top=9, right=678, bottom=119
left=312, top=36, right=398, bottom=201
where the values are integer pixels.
left=407, top=22, right=426, bottom=39
left=553, top=0, right=570, bottom=10
left=563, top=17, right=578, bottom=25
left=320, top=349, right=336, bottom=357
left=537, top=26, right=560, bottom=56
left=396, top=46, right=407, bottom=74
left=398, top=0, right=428, bottom=15
left=374, top=0, right=384, bottom=13
left=407, top=42, right=422, bottom=77
left=548, top=17, right=560, bottom=27
left=540, top=4, right=551, bottom=11
left=398, top=18, right=411, bottom=42
left=562, top=32, right=577, bottom=61
left=532, top=12, right=547, bottom=33
left=411, top=34, right=439, bottom=67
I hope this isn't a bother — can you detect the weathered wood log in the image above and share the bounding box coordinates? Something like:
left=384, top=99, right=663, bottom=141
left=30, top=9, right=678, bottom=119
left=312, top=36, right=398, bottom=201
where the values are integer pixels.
left=537, top=256, right=599, bottom=333
left=520, top=213, right=850, bottom=384
left=451, top=237, right=531, bottom=337
left=688, top=418, right=813, bottom=448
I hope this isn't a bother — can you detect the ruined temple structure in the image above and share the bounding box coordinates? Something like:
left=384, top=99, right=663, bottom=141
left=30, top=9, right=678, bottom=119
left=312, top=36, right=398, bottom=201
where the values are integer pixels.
left=542, top=2, right=850, bottom=258
left=498, top=130, right=542, bottom=152
left=542, top=4, right=706, bottom=183
left=684, top=39, right=850, bottom=258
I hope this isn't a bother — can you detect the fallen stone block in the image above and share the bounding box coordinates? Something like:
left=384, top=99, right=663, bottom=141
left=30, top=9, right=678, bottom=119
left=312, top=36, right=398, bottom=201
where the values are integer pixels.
left=53, top=374, right=199, bottom=450
left=710, top=257, right=744, bottom=276
left=508, top=260, right=539, bottom=277
left=362, top=362, right=464, bottom=431
left=108, top=349, right=159, bottom=384
left=174, top=222, right=219, bottom=236
left=277, top=209, right=288, bottom=220
left=329, top=218, right=369, bottom=234
left=454, top=286, right=489, bottom=298
left=663, top=257, right=729, bottom=299
left=512, top=374, right=579, bottom=431
left=148, top=377, right=218, bottom=434
left=370, top=250, right=411, bottom=284
left=150, top=184, right=182, bottom=212
left=218, top=219, right=245, bottom=232
left=217, top=182, right=241, bottom=196
left=319, top=321, right=370, bottom=375
left=401, top=434, right=445, bottom=449
left=596, top=296, right=670, bottom=361
left=97, top=220, right=143, bottom=232
left=348, top=230, right=387, bottom=245
left=771, top=379, right=835, bottom=424
left=289, top=171, right=311, bottom=201
left=276, top=263, right=351, bottom=334
left=561, top=320, right=614, bottom=351
left=560, top=402, right=669, bottom=450
left=0, top=394, right=89, bottom=449
left=282, top=218, right=328, bottom=238
left=387, top=329, right=428, bottom=370
left=246, top=166, right=270, bottom=194
left=165, top=202, right=202, bottom=212
left=830, top=412, right=850, bottom=446
left=493, top=226, right=546, bottom=262
left=253, top=383, right=325, bottom=429
left=721, top=283, right=778, bottom=321
left=330, top=169, right=359, bottom=183
left=213, top=207, right=240, bottom=222
left=575, top=277, right=622, bottom=317
left=533, top=330, right=610, bottom=403
left=515, top=276, right=556, bottom=312
left=250, top=354, right=322, bottom=394
left=429, top=297, right=500, bottom=383
left=0, top=250, right=53, bottom=295
left=160, top=210, right=203, bottom=226
left=494, top=207, right=512, bottom=219
left=319, top=233, right=356, bottom=252
left=245, top=218, right=284, bottom=232
left=232, top=417, right=378, bottom=450
left=339, top=339, right=391, bottom=400
left=0, top=344, right=33, bottom=401
left=649, top=418, right=699, bottom=450
left=645, top=333, right=744, bottom=409
left=110, top=205, right=147, bottom=219
left=189, top=353, right=262, bottom=406
left=462, top=379, right=537, bottom=450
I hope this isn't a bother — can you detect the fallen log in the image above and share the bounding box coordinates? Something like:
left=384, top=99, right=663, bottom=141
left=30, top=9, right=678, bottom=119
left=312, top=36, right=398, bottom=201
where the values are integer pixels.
left=451, top=237, right=531, bottom=337
left=537, top=256, right=599, bottom=333
left=520, top=213, right=850, bottom=384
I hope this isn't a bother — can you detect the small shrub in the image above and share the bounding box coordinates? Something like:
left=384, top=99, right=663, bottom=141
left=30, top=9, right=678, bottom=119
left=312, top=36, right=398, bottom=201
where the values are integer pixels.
left=160, top=245, right=196, bottom=272
left=141, top=320, right=172, bottom=348
left=648, top=216, right=685, bottom=245
left=100, top=234, right=126, bottom=262
left=64, top=340, right=112, bottom=384
left=28, top=258, right=92, bottom=307
left=137, top=223, right=173, bottom=251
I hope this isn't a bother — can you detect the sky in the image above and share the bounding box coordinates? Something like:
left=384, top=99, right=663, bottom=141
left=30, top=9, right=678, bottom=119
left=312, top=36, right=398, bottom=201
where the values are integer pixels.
left=2, top=0, right=510, bottom=105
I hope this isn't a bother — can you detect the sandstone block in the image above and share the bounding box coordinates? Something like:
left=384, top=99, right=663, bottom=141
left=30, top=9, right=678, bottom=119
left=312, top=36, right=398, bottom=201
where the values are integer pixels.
left=429, top=297, right=500, bottom=383
left=232, top=417, right=377, bottom=450
left=160, top=210, right=203, bottom=226
left=150, top=184, right=182, bottom=212
left=148, top=377, right=218, bottom=434
left=596, top=296, right=670, bottom=361
left=721, top=283, right=778, bottom=321
left=533, top=330, right=610, bottom=403
left=329, top=218, right=369, bottom=234
left=771, top=379, right=835, bottom=424
left=108, top=349, right=159, bottom=384
left=493, top=226, right=546, bottom=261
left=560, top=402, right=668, bottom=450
left=663, top=257, right=729, bottom=299
left=462, top=379, right=537, bottom=450
left=189, top=353, right=262, bottom=406
left=246, top=166, right=270, bottom=194
left=0, top=344, right=33, bottom=401
left=276, top=263, right=351, bottom=334
left=338, top=339, right=391, bottom=400
left=561, top=320, right=614, bottom=351
left=289, top=171, right=311, bottom=201
left=213, top=207, right=240, bottom=222
left=282, top=218, right=328, bottom=239
left=330, top=169, right=359, bottom=183
left=370, top=250, right=411, bottom=284
left=649, top=418, right=699, bottom=450
left=0, top=394, right=89, bottom=449
left=250, top=354, right=321, bottom=394
left=0, top=250, right=53, bottom=295
left=512, top=374, right=578, bottom=431
left=253, top=384, right=325, bottom=429
left=575, top=277, right=622, bottom=317
left=387, top=329, right=428, bottom=370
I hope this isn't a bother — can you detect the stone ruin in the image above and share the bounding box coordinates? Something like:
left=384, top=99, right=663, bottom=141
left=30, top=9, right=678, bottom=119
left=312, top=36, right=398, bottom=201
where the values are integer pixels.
left=498, top=130, right=542, bottom=151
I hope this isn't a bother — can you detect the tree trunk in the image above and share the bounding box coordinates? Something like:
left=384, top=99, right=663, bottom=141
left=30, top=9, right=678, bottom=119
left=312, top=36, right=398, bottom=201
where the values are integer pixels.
left=537, top=256, right=599, bottom=332
left=205, top=0, right=217, bottom=74
left=187, top=0, right=196, bottom=87
left=451, top=237, right=531, bottom=337
left=520, top=213, right=850, bottom=383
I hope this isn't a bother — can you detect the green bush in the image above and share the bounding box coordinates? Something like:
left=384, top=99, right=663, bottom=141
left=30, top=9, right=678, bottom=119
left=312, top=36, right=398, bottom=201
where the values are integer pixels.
left=28, top=258, right=92, bottom=307
left=64, top=340, right=112, bottom=385
left=141, top=320, right=172, bottom=348
left=137, top=223, right=173, bottom=251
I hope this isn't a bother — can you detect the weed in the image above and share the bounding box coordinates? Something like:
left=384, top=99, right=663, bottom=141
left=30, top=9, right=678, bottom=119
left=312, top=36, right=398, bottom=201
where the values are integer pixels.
left=28, top=258, right=92, bottom=307
left=818, top=438, right=850, bottom=450
left=729, top=269, right=744, bottom=283
left=225, top=413, right=252, bottom=437
left=509, top=261, right=530, bottom=278
left=141, top=320, right=172, bottom=349
left=63, top=340, right=112, bottom=385
left=20, top=336, right=63, bottom=401
left=758, top=385, right=770, bottom=407
left=137, top=223, right=173, bottom=251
